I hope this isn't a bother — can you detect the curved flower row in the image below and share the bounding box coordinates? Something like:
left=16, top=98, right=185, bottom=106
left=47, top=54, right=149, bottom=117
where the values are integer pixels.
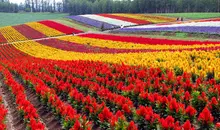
left=26, top=22, right=64, bottom=37
left=67, top=15, right=118, bottom=30
left=0, top=33, right=7, bottom=44
left=58, top=35, right=220, bottom=50
left=38, top=20, right=83, bottom=34
left=79, top=33, right=220, bottom=45
left=119, top=21, right=220, bottom=34
left=13, top=24, right=46, bottom=39
left=0, top=66, right=45, bottom=130
left=98, top=14, right=151, bottom=25
left=79, top=14, right=137, bottom=26
left=12, top=40, right=220, bottom=79
left=0, top=44, right=29, bottom=61
left=0, top=26, right=28, bottom=42
left=112, top=13, right=176, bottom=23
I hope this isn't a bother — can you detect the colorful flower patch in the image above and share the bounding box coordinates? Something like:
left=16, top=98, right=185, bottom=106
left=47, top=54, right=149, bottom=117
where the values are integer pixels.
left=67, top=15, right=118, bottom=29
left=0, top=32, right=7, bottom=43
left=98, top=14, right=151, bottom=24
left=13, top=24, right=46, bottom=39
left=38, top=20, right=83, bottom=34
left=112, top=13, right=176, bottom=23
left=119, top=21, right=220, bottom=34
left=0, top=26, right=28, bottom=42
left=81, top=14, right=137, bottom=26
left=26, top=22, right=64, bottom=37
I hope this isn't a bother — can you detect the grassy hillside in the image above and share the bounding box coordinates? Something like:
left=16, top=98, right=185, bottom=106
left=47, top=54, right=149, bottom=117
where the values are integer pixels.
left=0, top=13, right=68, bottom=27
left=156, top=13, right=220, bottom=19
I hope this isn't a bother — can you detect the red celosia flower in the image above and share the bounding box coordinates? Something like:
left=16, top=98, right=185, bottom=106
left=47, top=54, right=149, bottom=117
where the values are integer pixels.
left=184, top=91, right=191, bottom=101
left=122, top=104, right=131, bottom=114
left=185, top=106, right=197, bottom=117
left=216, top=122, right=220, bottom=128
left=182, top=120, right=195, bottom=130
left=198, top=107, right=214, bottom=125
left=127, top=121, right=138, bottom=130
left=73, top=120, right=81, bottom=130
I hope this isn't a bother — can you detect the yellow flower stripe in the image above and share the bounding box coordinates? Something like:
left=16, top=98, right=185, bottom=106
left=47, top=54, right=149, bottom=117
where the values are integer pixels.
left=58, top=36, right=220, bottom=50
left=113, top=14, right=175, bottom=23
left=13, top=40, right=220, bottom=78
left=26, top=22, right=64, bottom=37
left=0, top=26, right=28, bottom=42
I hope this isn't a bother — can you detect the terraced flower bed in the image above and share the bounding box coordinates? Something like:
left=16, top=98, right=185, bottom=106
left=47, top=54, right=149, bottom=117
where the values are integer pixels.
left=0, top=20, right=83, bottom=44
left=118, top=19, right=220, bottom=34
left=0, top=14, right=219, bottom=130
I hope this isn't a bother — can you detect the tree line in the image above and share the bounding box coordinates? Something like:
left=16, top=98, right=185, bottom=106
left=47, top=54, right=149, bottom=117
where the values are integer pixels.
left=0, top=0, right=220, bottom=14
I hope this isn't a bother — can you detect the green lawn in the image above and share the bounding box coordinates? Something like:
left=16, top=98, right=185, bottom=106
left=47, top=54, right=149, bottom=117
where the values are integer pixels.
left=155, top=13, right=220, bottom=19
left=0, top=12, right=68, bottom=27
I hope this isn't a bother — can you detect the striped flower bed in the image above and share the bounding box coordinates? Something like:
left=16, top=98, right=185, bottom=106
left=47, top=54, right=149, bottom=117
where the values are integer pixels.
left=39, top=20, right=83, bottom=34
left=118, top=21, right=220, bottom=34
left=98, top=14, right=151, bottom=24
left=13, top=24, right=46, bottom=39
left=67, top=15, right=118, bottom=29
left=0, top=33, right=7, bottom=43
left=81, top=14, right=137, bottom=26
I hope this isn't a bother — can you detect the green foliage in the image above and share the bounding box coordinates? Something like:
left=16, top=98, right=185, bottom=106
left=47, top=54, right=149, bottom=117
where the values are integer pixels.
left=66, top=0, right=220, bottom=15
left=157, top=13, right=220, bottom=19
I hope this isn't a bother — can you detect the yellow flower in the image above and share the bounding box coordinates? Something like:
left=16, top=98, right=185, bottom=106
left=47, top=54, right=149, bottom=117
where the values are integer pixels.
left=26, top=22, right=64, bottom=37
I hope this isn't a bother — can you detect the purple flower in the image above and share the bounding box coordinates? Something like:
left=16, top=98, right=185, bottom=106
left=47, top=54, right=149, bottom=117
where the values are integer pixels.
left=67, top=15, right=118, bottom=29
left=119, top=26, right=220, bottom=34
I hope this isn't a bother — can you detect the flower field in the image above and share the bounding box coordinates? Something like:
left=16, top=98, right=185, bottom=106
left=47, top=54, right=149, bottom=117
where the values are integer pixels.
left=118, top=19, right=220, bottom=34
left=67, top=14, right=176, bottom=29
left=0, top=14, right=219, bottom=130
left=0, top=20, right=83, bottom=43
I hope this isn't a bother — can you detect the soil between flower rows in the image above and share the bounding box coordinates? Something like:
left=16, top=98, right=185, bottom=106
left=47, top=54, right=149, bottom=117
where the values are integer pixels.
left=0, top=73, right=63, bottom=130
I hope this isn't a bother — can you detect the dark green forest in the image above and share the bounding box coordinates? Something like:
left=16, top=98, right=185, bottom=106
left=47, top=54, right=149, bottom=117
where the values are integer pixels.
left=0, top=0, right=220, bottom=14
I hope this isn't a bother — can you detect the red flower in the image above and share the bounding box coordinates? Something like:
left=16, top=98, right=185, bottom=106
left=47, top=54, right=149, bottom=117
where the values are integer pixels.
left=72, top=120, right=81, bottom=130
left=182, top=120, right=195, bottom=130
left=198, top=107, right=214, bottom=125
left=98, top=107, right=113, bottom=122
left=127, top=121, right=138, bottom=130
left=184, top=91, right=191, bottom=101
left=216, top=122, right=220, bottom=128
left=122, top=104, right=131, bottom=114
left=185, top=106, right=197, bottom=117
left=160, top=116, right=175, bottom=129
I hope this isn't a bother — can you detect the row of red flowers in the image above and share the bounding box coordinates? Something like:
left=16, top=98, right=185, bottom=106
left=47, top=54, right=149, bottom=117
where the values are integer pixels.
left=13, top=24, right=47, bottom=40
left=0, top=94, right=7, bottom=130
left=0, top=44, right=29, bottom=61
left=3, top=58, right=219, bottom=129
left=79, top=33, right=220, bottom=45
left=2, top=60, right=92, bottom=130
left=0, top=65, right=45, bottom=130
left=40, top=38, right=220, bottom=53
left=6, top=58, right=197, bottom=130
left=39, top=20, right=83, bottom=34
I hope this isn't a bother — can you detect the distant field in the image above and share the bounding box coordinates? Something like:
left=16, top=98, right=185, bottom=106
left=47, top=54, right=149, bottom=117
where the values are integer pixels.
left=0, top=13, right=68, bottom=27
left=156, top=13, right=220, bottom=19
